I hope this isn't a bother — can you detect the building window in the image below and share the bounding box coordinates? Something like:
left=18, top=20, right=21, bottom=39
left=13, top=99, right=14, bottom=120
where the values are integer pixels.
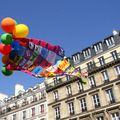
left=53, top=91, right=59, bottom=101
left=73, top=53, right=80, bottom=64
left=54, top=107, right=60, bottom=120
left=54, top=77, right=60, bottom=85
left=105, top=37, right=115, bottom=48
left=66, top=75, right=71, bottom=81
left=68, top=102, right=75, bottom=115
left=23, top=111, right=26, bottom=120
left=115, top=66, right=120, bottom=76
left=66, top=85, right=72, bottom=96
left=96, top=116, right=104, bottom=120
left=13, top=114, right=16, bottom=120
left=111, top=50, right=118, bottom=60
left=89, top=75, right=96, bottom=88
left=106, top=88, right=115, bottom=104
left=98, top=56, right=105, bottom=66
left=83, top=48, right=91, bottom=59
left=41, top=90, right=45, bottom=98
left=101, top=70, right=109, bottom=82
left=94, top=42, right=103, bottom=54
left=31, top=107, right=35, bottom=117
left=77, top=81, right=84, bottom=92
left=87, top=61, right=95, bottom=71
left=92, top=94, right=101, bottom=108
left=111, top=112, right=119, bottom=120
left=80, top=98, right=87, bottom=112
left=40, top=104, right=44, bottom=114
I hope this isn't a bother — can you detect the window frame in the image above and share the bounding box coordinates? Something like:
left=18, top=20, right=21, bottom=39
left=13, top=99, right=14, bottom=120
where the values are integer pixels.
left=94, top=42, right=103, bottom=54
left=83, top=48, right=91, bottom=59
left=68, top=102, right=75, bottom=115
left=89, top=75, right=96, bottom=88
left=54, top=106, right=61, bottom=119
left=54, top=77, right=60, bottom=85
left=53, top=90, right=59, bottom=101
left=13, top=114, right=16, bottom=120
left=73, top=53, right=80, bottom=64
left=111, top=50, right=118, bottom=60
left=106, top=88, right=115, bottom=104
left=96, top=116, right=104, bottom=120
left=87, top=61, right=95, bottom=71
left=23, top=111, right=26, bottom=119
left=66, top=85, right=72, bottom=96
left=115, top=65, right=120, bottom=76
left=101, top=70, right=109, bottom=82
left=111, top=112, right=119, bottom=120
left=105, top=36, right=115, bottom=48
left=77, top=81, right=84, bottom=92
left=31, top=107, right=35, bottom=117
left=92, top=93, right=101, bottom=108
left=79, top=98, right=87, bottom=112
left=40, top=104, right=45, bottom=114
left=98, top=56, right=105, bottom=66
left=66, top=75, right=71, bottom=81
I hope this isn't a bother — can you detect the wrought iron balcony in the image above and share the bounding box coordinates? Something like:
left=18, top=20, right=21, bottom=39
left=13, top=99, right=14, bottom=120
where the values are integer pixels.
left=46, top=77, right=78, bottom=92
left=88, top=54, right=120, bottom=75
left=46, top=52, right=120, bottom=92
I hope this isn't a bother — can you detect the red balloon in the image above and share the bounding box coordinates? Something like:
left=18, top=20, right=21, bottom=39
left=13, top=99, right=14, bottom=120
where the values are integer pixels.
left=0, top=44, right=12, bottom=55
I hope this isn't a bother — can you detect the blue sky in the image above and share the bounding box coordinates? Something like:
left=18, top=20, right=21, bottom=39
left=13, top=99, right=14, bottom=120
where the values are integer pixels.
left=0, top=0, right=120, bottom=96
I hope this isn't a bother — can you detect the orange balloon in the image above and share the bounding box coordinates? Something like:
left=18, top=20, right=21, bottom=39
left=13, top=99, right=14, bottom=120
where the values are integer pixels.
left=1, top=17, right=16, bottom=33
left=2, top=55, right=9, bottom=64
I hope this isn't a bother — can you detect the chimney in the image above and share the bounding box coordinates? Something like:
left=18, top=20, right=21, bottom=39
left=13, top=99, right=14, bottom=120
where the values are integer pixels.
left=15, top=84, right=25, bottom=96
left=113, top=30, right=119, bottom=36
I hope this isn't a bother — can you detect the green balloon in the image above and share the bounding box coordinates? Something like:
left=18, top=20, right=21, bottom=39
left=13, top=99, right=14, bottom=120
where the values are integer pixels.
left=1, top=33, right=13, bottom=45
left=2, top=66, right=13, bottom=76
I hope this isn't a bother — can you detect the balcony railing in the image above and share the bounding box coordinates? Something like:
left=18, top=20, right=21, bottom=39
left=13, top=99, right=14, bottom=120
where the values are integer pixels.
left=81, top=108, right=87, bottom=112
left=46, top=77, right=78, bottom=92
left=87, top=53, right=120, bottom=75
left=46, top=52, right=120, bottom=92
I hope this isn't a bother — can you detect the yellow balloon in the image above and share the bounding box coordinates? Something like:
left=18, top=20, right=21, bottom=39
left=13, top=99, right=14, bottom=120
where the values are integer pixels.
left=13, top=24, right=29, bottom=38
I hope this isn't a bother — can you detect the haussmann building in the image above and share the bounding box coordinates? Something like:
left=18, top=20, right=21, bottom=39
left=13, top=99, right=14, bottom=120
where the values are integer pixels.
left=0, top=82, right=47, bottom=120
left=45, top=30, right=120, bottom=120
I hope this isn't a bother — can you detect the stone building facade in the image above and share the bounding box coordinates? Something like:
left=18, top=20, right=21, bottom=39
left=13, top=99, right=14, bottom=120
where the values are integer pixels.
left=45, top=30, right=120, bottom=120
left=0, top=82, right=47, bottom=120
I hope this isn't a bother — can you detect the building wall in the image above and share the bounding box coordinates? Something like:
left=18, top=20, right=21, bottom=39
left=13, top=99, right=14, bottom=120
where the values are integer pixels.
left=0, top=83, right=47, bottom=120
left=45, top=31, right=120, bottom=120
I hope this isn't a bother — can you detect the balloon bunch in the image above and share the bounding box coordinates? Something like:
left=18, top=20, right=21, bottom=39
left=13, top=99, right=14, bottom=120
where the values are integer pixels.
left=0, top=17, right=29, bottom=76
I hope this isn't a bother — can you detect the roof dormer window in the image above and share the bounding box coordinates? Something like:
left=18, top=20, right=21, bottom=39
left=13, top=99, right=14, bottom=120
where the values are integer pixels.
left=83, top=48, right=91, bottom=59
left=94, top=42, right=103, bottom=54
left=73, top=53, right=80, bottom=64
left=105, top=36, right=115, bottom=48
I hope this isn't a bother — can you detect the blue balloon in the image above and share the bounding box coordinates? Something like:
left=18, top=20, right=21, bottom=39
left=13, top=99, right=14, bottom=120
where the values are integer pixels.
left=11, top=41, right=20, bottom=50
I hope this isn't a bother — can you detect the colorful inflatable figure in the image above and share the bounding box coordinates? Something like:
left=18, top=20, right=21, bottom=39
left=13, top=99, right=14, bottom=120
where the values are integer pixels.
left=0, top=17, right=87, bottom=84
